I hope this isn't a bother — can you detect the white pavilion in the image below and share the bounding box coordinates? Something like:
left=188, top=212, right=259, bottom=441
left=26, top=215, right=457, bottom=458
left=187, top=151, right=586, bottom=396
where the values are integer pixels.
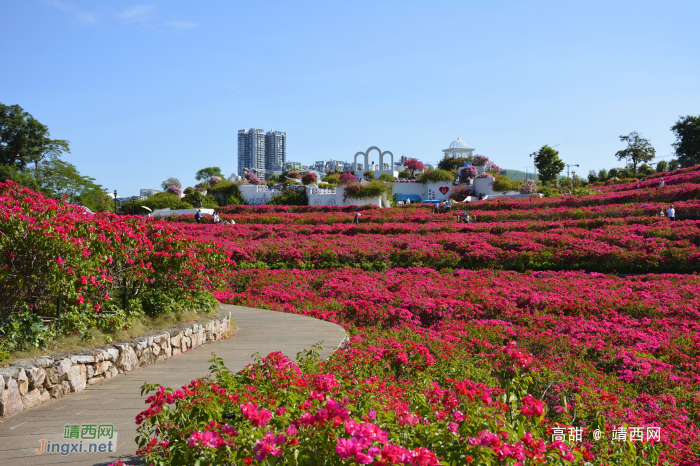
left=442, top=137, right=475, bottom=161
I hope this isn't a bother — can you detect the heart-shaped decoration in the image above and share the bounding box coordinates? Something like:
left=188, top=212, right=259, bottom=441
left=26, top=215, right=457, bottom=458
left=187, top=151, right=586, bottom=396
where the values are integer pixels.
left=439, top=187, right=449, bottom=195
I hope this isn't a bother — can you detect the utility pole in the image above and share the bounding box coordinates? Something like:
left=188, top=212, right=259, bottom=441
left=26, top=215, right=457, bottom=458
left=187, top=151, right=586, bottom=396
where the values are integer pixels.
left=566, top=164, right=579, bottom=189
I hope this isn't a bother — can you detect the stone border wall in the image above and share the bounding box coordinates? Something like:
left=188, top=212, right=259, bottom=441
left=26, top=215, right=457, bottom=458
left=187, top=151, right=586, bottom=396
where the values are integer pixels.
left=0, top=310, right=232, bottom=419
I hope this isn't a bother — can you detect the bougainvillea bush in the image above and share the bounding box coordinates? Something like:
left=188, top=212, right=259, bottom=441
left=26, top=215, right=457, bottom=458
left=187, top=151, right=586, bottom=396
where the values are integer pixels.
left=0, top=181, right=234, bottom=355
left=134, top=268, right=698, bottom=464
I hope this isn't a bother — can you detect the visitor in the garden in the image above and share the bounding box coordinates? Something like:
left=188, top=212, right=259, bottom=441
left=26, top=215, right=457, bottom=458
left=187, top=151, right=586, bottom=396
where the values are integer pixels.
left=660, top=178, right=665, bottom=188
left=195, top=209, right=202, bottom=224
left=656, top=209, right=664, bottom=217
left=212, top=211, right=220, bottom=224
left=433, top=203, right=439, bottom=213
left=353, top=212, right=361, bottom=224
left=667, top=204, right=675, bottom=221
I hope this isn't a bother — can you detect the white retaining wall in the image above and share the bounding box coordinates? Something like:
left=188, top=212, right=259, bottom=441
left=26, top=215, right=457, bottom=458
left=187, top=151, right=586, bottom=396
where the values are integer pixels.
left=238, top=185, right=281, bottom=205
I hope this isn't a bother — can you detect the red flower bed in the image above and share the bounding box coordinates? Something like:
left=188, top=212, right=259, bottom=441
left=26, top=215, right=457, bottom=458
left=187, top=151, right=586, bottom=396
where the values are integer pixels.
left=176, top=217, right=700, bottom=273
left=133, top=268, right=696, bottom=464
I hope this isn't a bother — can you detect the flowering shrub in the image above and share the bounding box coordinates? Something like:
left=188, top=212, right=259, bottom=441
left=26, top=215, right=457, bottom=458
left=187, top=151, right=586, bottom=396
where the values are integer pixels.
left=166, top=185, right=183, bottom=196
left=209, top=176, right=223, bottom=186
left=459, top=165, right=478, bottom=182
left=472, top=154, right=490, bottom=166
left=519, top=180, right=538, bottom=194
left=301, top=173, right=317, bottom=185
left=449, top=185, right=472, bottom=201
left=339, top=172, right=359, bottom=186
left=0, top=181, right=234, bottom=353
left=245, top=172, right=266, bottom=186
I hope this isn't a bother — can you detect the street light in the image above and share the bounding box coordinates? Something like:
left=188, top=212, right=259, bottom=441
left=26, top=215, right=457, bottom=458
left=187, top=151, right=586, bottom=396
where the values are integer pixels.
left=566, top=164, right=579, bottom=190
left=113, top=190, right=118, bottom=214
left=132, top=196, right=136, bottom=215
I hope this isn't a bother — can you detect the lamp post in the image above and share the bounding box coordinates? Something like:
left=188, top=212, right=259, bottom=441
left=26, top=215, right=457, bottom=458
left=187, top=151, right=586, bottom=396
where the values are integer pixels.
left=113, top=190, right=118, bottom=214
left=132, top=196, right=136, bottom=215
left=566, top=164, right=579, bottom=188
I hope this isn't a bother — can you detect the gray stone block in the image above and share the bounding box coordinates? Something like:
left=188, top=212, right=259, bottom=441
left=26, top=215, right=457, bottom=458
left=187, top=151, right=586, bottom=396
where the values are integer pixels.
left=0, top=379, right=23, bottom=417
left=21, top=388, right=42, bottom=410
left=16, top=369, right=28, bottom=395
left=67, top=365, right=86, bottom=393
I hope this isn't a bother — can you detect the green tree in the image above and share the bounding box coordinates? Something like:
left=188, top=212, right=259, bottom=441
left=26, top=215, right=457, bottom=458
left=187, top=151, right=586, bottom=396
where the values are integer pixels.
left=195, top=167, right=224, bottom=181
left=669, top=159, right=680, bottom=171
left=656, top=160, right=669, bottom=173
left=1, top=103, right=69, bottom=174
left=671, top=115, right=700, bottom=168
left=160, top=177, right=182, bottom=190
left=598, top=168, right=608, bottom=181
left=534, top=145, right=565, bottom=183
left=587, top=170, right=598, bottom=183
left=363, top=171, right=376, bottom=181
left=615, top=131, right=655, bottom=176
left=637, top=163, right=655, bottom=176
left=437, top=155, right=472, bottom=172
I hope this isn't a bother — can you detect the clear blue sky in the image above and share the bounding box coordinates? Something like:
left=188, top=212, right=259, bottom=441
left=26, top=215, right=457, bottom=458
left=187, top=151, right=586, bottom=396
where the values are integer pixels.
left=2, top=0, right=699, bottom=195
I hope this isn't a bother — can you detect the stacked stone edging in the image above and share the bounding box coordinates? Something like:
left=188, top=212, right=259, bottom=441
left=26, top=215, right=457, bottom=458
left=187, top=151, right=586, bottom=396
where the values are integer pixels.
left=0, top=310, right=232, bottom=419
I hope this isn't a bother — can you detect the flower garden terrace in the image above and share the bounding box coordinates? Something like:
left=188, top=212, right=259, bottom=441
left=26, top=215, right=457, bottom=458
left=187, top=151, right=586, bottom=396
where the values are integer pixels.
left=5, top=179, right=700, bottom=464
left=178, top=218, right=700, bottom=274
left=134, top=268, right=700, bottom=465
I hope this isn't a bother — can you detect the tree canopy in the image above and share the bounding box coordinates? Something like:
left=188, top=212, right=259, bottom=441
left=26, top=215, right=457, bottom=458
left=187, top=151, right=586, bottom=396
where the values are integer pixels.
left=671, top=115, right=700, bottom=168
left=437, top=155, right=472, bottom=171
left=161, top=177, right=182, bottom=190
left=404, top=158, right=424, bottom=177
left=615, top=131, right=655, bottom=176
left=534, top=145, right=565, bottom=182
left=1, top=103, right=69, bottom=171
left=195, top=167, right=224, bottom=181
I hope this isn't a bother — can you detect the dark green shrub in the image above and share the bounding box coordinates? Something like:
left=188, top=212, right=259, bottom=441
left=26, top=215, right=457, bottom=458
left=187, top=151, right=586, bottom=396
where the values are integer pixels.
left=419, top=169, right=454, bottom=184
left=267, top=188, right=308, bottom=205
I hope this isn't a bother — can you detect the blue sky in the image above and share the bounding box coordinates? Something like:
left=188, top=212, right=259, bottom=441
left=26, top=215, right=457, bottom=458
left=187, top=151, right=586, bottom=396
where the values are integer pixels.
left=2, top=0, right=699, bottom=195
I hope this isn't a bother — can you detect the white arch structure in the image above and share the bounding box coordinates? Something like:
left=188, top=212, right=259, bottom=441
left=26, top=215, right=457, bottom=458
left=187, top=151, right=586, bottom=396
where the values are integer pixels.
left=353, top=146, right=395, bottom=175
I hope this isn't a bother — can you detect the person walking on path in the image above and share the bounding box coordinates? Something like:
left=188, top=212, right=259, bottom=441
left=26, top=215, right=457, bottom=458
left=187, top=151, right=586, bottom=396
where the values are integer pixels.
left=195, top=209, right=202, bottom=224
left=212, top=211, right=220, bottom=224
left=353, top=212, right=361, bottom=224
left=660, top=178, right=665, bottom=188
left=667, top=205, right=676, bottom=221
left=656, top=208, right=665, bottom=217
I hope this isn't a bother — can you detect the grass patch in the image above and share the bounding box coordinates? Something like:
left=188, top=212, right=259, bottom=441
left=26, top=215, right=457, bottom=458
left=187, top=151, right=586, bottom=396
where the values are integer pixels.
left=2, top=310, right=235, bottom=366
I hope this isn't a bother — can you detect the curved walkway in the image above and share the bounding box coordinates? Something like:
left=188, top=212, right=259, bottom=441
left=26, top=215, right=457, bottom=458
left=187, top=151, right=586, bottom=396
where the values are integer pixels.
left=0, top=304, right=347, bottom=466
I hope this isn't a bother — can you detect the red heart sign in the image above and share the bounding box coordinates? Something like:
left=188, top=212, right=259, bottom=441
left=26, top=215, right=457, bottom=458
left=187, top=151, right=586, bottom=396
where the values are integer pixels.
left=439, top=187, right=449, bottom=195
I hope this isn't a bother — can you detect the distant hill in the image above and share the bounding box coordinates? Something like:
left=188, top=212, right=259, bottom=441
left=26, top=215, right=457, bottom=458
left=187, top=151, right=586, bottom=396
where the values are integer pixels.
left=499, top=169, right=531, bottom=181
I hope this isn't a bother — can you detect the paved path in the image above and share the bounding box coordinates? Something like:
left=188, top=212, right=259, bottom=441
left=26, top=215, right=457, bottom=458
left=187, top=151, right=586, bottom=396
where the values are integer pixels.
left=0, top=304, right=347, bottom=466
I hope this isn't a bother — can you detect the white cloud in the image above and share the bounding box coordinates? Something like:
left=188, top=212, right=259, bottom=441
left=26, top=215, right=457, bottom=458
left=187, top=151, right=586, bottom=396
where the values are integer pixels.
left=41, top=0, right=73, bottom=11
left=166, top=20, right=198, bottom=30
left=76, top=11, right=97, bottom=23
left=42, top=0, right=99, bottom=24
left=117, top=4, right=158, bottom=24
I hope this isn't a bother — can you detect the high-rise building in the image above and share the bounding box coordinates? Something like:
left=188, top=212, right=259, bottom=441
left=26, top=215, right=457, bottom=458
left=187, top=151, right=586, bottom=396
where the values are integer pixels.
left=237, top=128, right=266, bottom=175
left=265, top=130, right=286, bottom=174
